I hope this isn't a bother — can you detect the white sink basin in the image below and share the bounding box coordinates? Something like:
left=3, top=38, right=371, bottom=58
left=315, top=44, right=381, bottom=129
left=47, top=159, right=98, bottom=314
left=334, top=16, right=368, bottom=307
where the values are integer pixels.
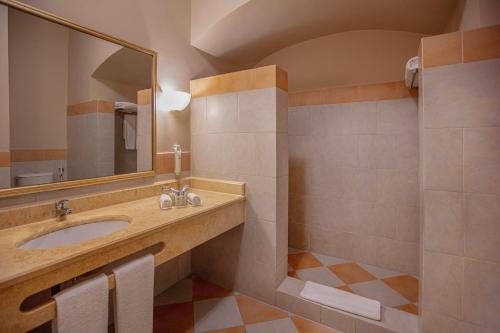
left=18, top=220, right=129, bottom=249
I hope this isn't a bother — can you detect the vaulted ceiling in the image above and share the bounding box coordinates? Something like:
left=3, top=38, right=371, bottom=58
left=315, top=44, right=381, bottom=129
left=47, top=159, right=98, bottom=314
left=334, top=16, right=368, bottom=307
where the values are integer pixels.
left=190, top=0, right=459, bottom=67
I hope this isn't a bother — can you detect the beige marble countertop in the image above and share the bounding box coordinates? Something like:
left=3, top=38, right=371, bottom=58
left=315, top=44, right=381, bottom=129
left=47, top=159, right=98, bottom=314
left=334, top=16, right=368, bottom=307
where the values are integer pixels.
left=0, top=189, right=244, bottom=289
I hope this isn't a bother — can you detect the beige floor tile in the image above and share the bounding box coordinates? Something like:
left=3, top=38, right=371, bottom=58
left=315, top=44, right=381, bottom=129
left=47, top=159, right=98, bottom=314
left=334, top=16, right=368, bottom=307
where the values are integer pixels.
left=235, top=294, right=288, bottom=325
left=296, top=267, right=344, bottom=288
left=350, top=280, right=409, bottom=307
left=194, top=296, right=243, bottom=333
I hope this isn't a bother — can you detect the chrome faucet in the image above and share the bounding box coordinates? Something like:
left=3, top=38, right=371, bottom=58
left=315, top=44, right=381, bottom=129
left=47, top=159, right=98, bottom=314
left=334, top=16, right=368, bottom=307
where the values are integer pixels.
left=56, top=199, right=72, bottom=219
left=162, top=185, right=190, bottom=207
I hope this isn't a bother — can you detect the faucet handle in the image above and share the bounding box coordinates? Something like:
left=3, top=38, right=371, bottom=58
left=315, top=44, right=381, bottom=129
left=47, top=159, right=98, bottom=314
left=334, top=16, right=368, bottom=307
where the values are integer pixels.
left=180, top=185, right=190, bottom=194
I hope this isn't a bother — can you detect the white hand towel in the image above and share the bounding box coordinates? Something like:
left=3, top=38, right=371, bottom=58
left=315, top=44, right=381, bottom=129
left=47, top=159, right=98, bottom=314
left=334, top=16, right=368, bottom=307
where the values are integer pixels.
left=113, top=254, right=154, bottom=333
left=300, top=281, right=381, bottom=320
left=123, top=114, right=137, bottom=150
left=52, top=274, right=109, bottom=333
left=187, top=192, right=202, bottom=206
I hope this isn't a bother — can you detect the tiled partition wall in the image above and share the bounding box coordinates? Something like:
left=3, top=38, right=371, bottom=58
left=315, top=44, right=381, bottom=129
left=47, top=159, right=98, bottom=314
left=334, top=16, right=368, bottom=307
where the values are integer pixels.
left=0, top=6, right=9, bottom=188
left=189, top=65, right=289, bottom=304
left=288, top=82, right=419, bottom=275
left=10, top=150, right=67, bottom=185
left=67, top=100, right=114, bottom=179
left=420, top=25, right=500, bottom=333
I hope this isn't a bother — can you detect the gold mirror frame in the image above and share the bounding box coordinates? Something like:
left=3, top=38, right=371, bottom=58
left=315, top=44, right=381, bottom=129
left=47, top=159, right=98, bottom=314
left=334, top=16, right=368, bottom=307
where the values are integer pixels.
left=0, top=0, right=157, bottom=199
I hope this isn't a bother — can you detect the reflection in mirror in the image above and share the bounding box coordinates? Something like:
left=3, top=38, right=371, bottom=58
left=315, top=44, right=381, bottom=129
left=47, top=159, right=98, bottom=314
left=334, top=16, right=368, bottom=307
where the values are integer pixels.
left=0, top=5, right=154, bottom=190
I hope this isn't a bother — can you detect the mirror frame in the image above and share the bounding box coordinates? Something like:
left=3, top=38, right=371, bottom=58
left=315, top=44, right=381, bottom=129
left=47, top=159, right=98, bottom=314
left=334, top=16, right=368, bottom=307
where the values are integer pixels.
left=0, top=0, right=157, bottom=199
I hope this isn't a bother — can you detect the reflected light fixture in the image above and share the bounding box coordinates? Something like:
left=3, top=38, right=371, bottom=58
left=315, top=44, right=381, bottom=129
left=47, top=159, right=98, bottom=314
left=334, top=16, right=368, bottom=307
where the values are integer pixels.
left=158, top=87, right=191, bottom=112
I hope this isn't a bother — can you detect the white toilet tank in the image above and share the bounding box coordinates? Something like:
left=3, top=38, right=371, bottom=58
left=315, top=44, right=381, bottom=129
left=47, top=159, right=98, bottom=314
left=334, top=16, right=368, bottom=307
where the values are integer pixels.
left=16, top=172, right=54, bottom=186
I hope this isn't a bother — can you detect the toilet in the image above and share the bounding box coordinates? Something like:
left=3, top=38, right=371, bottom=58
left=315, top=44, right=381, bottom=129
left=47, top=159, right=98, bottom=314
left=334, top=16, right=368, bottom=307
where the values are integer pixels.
left=15, top=172, right=54, bottom=187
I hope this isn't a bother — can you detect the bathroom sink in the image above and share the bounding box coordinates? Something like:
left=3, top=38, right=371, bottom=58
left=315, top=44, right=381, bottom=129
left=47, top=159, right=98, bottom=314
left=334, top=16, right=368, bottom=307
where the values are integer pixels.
left=18, top=220, right=130, bottom=249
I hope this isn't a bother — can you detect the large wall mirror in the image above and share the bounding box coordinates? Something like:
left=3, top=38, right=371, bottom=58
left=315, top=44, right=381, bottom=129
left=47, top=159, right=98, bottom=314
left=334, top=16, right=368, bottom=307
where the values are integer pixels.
left=0, top=0, right=157, bottom=198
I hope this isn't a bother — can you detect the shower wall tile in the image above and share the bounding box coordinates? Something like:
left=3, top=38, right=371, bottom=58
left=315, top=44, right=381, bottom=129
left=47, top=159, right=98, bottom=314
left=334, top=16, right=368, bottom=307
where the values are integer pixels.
left=423, top=190, right=464, bottom=256
left=288, top=96, right=419, bottom=274
left=421, top=33, right=500, bottom=332
left=423, top=59, right=500, bottom=129
left=422, top=252, right=463, bottom=319
left=190, top=75, right=288, bottom=305
left=465, top=193, right=500, bottom=263
left=463, top=127, right=500, bottom=195
left=462, top=259, right=500, bottom=331
left=423, top=128, right=463, bottom=192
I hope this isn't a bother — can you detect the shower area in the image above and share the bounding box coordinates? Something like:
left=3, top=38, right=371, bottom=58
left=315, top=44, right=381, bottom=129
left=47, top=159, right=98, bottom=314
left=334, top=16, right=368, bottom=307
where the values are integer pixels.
left=287, top=84, right=420, bottom=315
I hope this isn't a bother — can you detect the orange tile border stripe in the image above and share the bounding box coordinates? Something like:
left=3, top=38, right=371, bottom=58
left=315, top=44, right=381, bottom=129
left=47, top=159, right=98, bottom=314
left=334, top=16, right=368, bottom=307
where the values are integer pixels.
left=421, top=24, right=500, bottom=69
left=10, top=149, right=67, bottom=162
left=156, top=151, right=191, bottom=174
left=67, top=100, right=114, bottom=116
left=421, top=31, right=462, bottom=69
left=289, top=81, right=417, bottom=107
left=190, top=65, right=288, bottom=98
left=138, top=88, right=152, bottom=105
left=0, top=152, right=11, bottom=167
left=463, top=24, right=500, bottom=63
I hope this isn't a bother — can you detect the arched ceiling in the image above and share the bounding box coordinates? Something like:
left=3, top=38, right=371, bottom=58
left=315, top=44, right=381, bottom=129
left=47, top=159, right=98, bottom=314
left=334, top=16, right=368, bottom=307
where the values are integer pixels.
left=190, top=0, right=459, bottom=67
left=92, top=47, right=152, bottom=88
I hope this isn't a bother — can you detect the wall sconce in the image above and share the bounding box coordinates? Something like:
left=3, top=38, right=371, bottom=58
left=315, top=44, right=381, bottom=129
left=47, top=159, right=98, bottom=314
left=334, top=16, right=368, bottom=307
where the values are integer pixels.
left=158, top=88, right=191, bottom=112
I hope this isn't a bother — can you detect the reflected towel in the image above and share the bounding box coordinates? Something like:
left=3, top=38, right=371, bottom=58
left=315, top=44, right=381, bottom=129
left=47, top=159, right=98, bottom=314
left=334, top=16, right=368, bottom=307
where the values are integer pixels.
left=52, top=274, right=109, bottom=333
left=115, top=101, right=138, bottom=113
left=300, top=281, right=381, bottom=320
left=123, top=114, right=137, bottom=150
left=113, top=254, right=154, bottom=333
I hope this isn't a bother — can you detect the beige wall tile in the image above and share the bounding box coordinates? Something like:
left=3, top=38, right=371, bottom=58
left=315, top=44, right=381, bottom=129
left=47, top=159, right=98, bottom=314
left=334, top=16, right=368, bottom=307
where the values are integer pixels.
left=343, top=101, right=378, bottom=135
left=190, top=97, right=207, bottom=135
left=288, top=222, right=309, bottom=250
left=206, top=93, right=238, bottom=133
left=377, top=168, right=418, bottom=207
left=223, top=133, right=257, bottom=176
left=463, top=259, right=500, bottom=331
left=423, top=128, right=463, bottom=192
left=463, top=127, right=500, bottom=195
left=288, top=107, right=312, bottom=136
left=377, top=98, right=418, bottom=135
left=237, top=87, right=277, bottom=133
left=376, top=239, right=419, bottom=274
left=423, top=190, right=464, bottom=256
left=320, top=306, right=356, bottom=333
left=423, top=60, right=500, bottom=129
left=422, top=251, right=463, bottom=319
left=465, top=193, right=500, bottom=263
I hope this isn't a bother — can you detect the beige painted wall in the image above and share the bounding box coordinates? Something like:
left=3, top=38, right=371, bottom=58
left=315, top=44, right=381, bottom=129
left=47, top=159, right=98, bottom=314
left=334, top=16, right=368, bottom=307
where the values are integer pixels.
left=17, top=0, right=240, bottom=154
left=445, top=0, right=500, bottom=32
left=8, top=8, right=68, bottom=150
left=256, top=30, right=425, bottom=92
left=190, top=0, right=250, bottom=44
left=0, top=6, right=9, bottom=152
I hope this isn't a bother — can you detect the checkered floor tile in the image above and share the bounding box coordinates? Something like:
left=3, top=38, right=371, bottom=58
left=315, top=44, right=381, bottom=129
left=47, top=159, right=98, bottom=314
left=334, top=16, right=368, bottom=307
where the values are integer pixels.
left=287, top=248, right=419, bottom=315
left=154, top=276, right=341, bottom=333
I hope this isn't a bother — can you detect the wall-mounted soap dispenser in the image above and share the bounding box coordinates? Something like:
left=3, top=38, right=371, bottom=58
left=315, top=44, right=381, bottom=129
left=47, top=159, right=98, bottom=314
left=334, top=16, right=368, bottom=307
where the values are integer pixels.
left=173, top=144, right=182, bottom=177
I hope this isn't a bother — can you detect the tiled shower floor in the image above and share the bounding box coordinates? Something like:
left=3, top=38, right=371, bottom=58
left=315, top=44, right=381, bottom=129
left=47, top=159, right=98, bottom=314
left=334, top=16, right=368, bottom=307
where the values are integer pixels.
left=153, top=276, right=341, bottom=333
left=288, top=248, right=419, bottom=315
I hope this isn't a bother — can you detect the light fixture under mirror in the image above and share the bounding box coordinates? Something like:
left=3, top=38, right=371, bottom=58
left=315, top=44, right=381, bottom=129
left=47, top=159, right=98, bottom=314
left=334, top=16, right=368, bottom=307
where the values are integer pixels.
left=0, top=0, right=157, bottom=198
